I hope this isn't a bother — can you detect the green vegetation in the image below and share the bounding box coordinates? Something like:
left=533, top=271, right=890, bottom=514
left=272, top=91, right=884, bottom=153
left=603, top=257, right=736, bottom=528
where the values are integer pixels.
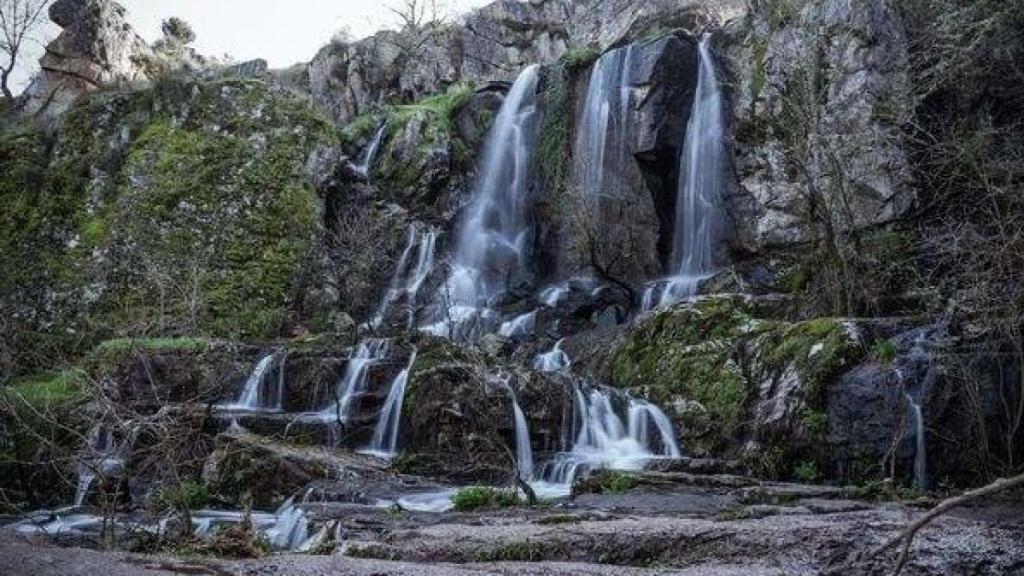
left=450, top=486, right=520, bottom=511
left=1, top=370, right=87, bottom=408
left=794, top=460, right=821, bottom=482
left=474, top=540, right=546, bottom=562
left=156, top=480, right=210, bottom=511
left=599, top=471, right=635, bottom=494
left=561, top=46, right=599, bottom=72
left=0, top=77, right=334, bottom=379
left=872, top=339, right=898, bottom=363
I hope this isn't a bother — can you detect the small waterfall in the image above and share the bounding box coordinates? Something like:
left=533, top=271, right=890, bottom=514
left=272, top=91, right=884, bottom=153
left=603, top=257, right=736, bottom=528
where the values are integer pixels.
left=427, top=65, right=541, bottom=341
left=577, top=45, right=636, bottom=198
left=496, top=378, right=535, bottom=481
left=219, top=352, right=284, bottom=412
left=74, top=425, right=134, bottom=507
left=364, top=348, right=418, bottom=458
left=354, top=122, right=387, bottom=178
left=322, top=339, right=391, bottom=423
left=643, top=35, right=724, bottom=312
left=265, top=497, right=310, bottom=550
left=533, top=339, right=571, bottom=373
left=541, top=385, right=680, bottom=487
left=895, top=364, right=929, bottom=491
left=372, top=226, right=438, bottom=329
left=538, top=282, right=569, bottom=307
left=499, top=311, right=537, bottom=339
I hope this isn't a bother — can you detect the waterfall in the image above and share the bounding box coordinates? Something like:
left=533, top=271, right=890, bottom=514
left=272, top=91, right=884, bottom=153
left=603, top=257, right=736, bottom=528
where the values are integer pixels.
left=364, top=348, right=418, bottom=457
left=219, top=352, right=283, bottom=412
left=496, top=380, right=535, bottom=481
left=426, top=65, right=541, bottom=341
left=577, top=45, right=636, bottom=198
left=354, top=122, right=387, bottom=178
left=372, top=226, right=438, bottom=329
left=540, top=385, right=680, bottom=487
left=895, top=365, right=929, bottom=490
left=499, top=311, right=537, bottom=339
left=73, top=425, right=134, bottom=507
left=538, top=282, right=569, bottom=307
left=265, top=497, right=310, bottom=550
left=318, top=339, right=391, bottom=423
left=642, top=35, right=724, bottom=312
left=533, top=339, right=571, bottom=373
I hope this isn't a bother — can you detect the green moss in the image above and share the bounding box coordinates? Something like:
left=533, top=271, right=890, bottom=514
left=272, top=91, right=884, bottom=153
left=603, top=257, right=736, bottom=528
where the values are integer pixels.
left=599, top=471, right=635, bottom=494
left=872, top=339, right=898, bottom=363
left=1, top=77, right=336, bottom=377
left=451, top=486, right=520, bottom=511
left=156, top=480, right=210, bottom=511
left=474, top=540, right=546, bottom=562
left=610, top=296, right=768, bottom=451
left=761, top=318, right=863, bottom=404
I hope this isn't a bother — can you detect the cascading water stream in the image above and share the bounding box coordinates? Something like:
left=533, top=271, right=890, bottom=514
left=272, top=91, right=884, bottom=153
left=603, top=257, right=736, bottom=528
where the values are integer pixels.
left=499, top=311, right=537, bottom=339
left=364, top=348, right=418, bottom=458
left=372, top=226, right=438, bottom=329
left=219, top=352, right=284, bottom=412
left=323, top=339, right=391, bottom=423
left=533, top=339, right=571, bottom=373
left=424, top=65, right=541, bottom=342
left=538, top=385, right=680, bottom=494
left=496, top=378, right=535, bottom=481
left=642, top=35, right=724, bottom=311
left=577, top=45, right=636, bottom=199
left=354, top=122, right=387, bottom=178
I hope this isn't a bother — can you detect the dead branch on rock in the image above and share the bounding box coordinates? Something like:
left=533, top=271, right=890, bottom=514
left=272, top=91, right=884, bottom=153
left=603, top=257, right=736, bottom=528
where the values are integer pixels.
left=832, top=472, right=1024, bottom=575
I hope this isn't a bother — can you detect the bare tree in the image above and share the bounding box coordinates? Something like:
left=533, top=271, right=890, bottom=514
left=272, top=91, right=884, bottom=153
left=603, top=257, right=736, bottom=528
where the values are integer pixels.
left=385, top=0, right=450, bottom=61
left=0, top=0, right=49, bottom=100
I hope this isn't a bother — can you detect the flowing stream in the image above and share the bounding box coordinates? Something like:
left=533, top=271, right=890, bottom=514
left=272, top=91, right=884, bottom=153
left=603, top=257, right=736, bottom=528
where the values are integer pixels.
left=577, top=44, right=636, bottom=199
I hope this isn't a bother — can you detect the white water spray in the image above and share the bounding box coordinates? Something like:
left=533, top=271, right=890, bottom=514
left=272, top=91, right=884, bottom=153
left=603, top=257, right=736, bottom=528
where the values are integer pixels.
left=354, top=122, right=387, bottom=178
left=534, top=339, right=571, bottom=373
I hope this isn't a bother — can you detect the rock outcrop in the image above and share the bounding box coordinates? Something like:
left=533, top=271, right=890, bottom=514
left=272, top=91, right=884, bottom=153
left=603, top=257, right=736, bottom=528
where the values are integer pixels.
left=20, top=0, right=153, bottom=117
left=723, top=0, right=915, bottom=253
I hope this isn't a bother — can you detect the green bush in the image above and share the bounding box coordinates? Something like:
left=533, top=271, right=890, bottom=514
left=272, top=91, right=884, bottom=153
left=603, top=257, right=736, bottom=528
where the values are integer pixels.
left=872, top=339, right=898, bottom=363
left=599, top=471, right=635, bottom=494
left=450, top=486, right=520, bottom=511
left=157, top=480, right=210, bottom=511
left=794, top=460, right=821, bottom=482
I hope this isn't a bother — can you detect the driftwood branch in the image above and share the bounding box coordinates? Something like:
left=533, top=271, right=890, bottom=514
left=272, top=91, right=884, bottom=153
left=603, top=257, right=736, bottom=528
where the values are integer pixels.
left=833, top=472, right=1024, bottom=575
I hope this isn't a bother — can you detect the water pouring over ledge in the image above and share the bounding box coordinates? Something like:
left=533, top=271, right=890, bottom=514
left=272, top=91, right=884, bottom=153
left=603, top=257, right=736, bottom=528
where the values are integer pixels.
left=217, top=352, right=286, bottom=412
left=372, top=225, right=438, bottom=330
left=642, top=35, right=725, bottom=312
left=424, top=65, right=541, bottom=342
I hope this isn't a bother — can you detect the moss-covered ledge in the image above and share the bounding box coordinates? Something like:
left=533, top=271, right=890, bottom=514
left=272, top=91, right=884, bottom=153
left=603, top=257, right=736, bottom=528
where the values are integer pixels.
left=606, top=295, right=865, bottom=475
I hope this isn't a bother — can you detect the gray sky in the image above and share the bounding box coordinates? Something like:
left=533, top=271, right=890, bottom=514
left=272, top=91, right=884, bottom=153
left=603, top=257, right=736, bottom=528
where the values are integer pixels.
left=13, top=0, right=492, bottom=92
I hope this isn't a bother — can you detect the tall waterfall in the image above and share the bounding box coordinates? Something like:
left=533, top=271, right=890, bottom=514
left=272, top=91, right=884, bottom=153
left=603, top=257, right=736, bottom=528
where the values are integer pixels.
left=540, top=385, right=681, bottom=487
left=219, top=352, right=284, bottom=412
left=426, top=65, right=541, bottom=341
left=372, top=225, right=438, bottom=329
left=642, top=35, right=724, bottom=311
left=577, top=45, right=636, bottom=198
left=364, top=348, right=418, bottom=458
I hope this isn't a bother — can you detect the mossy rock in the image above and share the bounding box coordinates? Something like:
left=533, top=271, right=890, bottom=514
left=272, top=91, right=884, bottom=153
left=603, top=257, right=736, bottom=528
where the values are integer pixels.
left=607, top=296, right=864, bottom=470
left=0, top=77, right=338, bottom=378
